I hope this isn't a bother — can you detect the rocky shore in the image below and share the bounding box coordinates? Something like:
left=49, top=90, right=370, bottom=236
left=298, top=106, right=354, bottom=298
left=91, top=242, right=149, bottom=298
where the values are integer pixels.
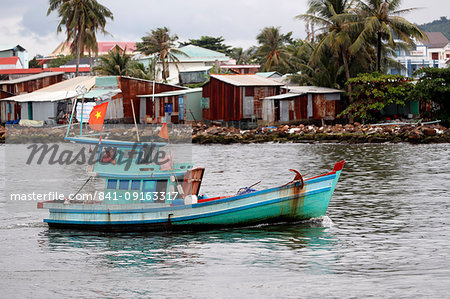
left=192, top=122, right=450, bottom=144
left=1, top=122, right=449, bottom=144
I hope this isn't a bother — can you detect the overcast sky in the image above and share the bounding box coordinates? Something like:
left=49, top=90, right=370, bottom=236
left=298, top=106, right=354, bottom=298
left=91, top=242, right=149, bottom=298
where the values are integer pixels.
left=0, top=0, right=448, bottom=57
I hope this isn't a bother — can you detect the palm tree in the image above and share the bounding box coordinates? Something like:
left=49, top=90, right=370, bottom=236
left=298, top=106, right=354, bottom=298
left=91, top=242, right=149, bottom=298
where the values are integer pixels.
left=128, top=61, right=155, bottom=80
left=350, top=0, right=426, bottom=71
left=47, top=0, right=113, bottom=76
left=297, top=0, right=357, bottom=90
left=136, top=27, right=186, bottom=82
left=285, top=39, right=313, bottom=74
left=230, top=47, right=245, bottom=64
left=254, top=27, right=291, bottom=72
left=94, top=46, right=131, bottom=76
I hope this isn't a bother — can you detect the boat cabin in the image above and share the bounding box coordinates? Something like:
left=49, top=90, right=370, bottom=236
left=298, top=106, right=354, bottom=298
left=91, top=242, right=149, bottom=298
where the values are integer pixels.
left=68, top=139, right=205, bottom=205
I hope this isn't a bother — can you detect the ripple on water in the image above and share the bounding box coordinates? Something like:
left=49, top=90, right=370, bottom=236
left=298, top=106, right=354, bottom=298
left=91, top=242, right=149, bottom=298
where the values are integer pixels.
left=0, top=143, right=449, bottom=297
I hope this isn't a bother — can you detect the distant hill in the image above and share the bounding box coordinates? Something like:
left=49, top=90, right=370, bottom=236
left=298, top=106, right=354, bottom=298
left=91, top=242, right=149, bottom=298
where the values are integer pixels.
left=418, top=17, right=450, bottom=40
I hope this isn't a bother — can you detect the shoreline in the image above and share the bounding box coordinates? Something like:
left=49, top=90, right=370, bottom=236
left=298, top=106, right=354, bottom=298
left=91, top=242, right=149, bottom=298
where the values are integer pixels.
left=192, top=122, right=450, bottom=145
left=1, top=122, right=449, bottom=145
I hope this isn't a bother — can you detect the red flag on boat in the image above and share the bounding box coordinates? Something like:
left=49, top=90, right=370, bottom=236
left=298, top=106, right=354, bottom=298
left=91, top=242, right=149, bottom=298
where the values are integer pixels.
left=158, top=122, right=169, bottom=140
left=89, top=102, right=108, bottom=131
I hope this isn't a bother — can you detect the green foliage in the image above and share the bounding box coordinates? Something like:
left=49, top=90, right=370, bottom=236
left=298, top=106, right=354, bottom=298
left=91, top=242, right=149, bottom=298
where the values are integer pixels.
left=28, top=57, right=41, bottom=69
left=418, top=17, right=450, bottom=40
left=183, top=36, right=231, bottom=54
left=339, top=72, right=413, bottom=121
left=94, top=46, right=131, bottom=76
left=254, top=27, right=292, bottom=72
left=350, top=0, right=426, bottom=71
left=127, top=61, right=155, bottom=80
left=136, top=27, right=186, bottom=81
left=410, top=67, right=450, bottom=118
left=47, top=55, right=75, bottom=68
left=47, top=0, right=113, bottom=76
left=229, top=47, right=258, bottom=65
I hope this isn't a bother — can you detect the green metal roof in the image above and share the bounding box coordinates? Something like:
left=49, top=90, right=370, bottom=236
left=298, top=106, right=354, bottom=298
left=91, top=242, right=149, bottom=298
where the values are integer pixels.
left=79, top=88, right=121, bottom=99
left=256, top=71, right=282, bottom=78
left=95, top=76, right=119, bottom=88
left=174, top=45, right=229, bottom=62
left=137, top=88, right=202, bottom=98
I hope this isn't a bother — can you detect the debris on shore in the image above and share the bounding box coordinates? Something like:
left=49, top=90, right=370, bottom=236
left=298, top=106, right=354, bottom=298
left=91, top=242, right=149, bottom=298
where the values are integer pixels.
left=1, top=122, right=449, bottom=144
left=191, top=122, right=450, bottom=144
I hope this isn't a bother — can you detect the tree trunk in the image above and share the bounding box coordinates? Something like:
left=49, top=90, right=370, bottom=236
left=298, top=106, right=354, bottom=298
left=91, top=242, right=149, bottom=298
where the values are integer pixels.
left=342, top=47, right=351, bottom=92
left=162, top=57, right=168, bottom=82
left=342, top=47, right=354, bottom=123
left=376, top=31, right=382, bottom=72
left=76, top=31, right=82, bottom=77
left=89, top=49, right=93, bottom=75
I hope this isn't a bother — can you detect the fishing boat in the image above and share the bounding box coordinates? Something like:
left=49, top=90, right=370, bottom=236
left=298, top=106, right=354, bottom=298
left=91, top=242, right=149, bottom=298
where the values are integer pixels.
left=37, top=98, right=345, bottom=231
left=38, top=140, right=344, bottom=231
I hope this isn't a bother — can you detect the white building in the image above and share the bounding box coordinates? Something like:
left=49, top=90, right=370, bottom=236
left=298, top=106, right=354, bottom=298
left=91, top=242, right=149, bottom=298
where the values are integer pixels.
left=0, top=45, right=28, bottom=69
left=389, top=32, right=450, bottom=77
left=138, top=45, right=231, bottom=85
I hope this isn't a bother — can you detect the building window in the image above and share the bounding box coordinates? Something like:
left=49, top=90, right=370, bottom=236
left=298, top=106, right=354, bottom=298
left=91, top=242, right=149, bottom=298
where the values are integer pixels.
left=447, top=54, right=450, bottom=58
left=431, top=53, right=439, bottom=60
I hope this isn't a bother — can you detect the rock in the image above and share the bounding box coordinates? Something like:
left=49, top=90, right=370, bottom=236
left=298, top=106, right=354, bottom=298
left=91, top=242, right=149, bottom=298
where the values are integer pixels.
left=422, top=127, right=437, bottom=136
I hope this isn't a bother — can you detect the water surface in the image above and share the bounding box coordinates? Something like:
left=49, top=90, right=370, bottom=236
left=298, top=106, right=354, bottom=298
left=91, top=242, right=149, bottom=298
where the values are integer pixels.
left=1, top=143, right=449, bottom=297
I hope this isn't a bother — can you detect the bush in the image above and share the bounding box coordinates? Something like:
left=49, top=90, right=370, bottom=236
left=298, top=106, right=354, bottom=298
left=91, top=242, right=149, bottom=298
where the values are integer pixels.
left=339, top=72, right=413, bottom=122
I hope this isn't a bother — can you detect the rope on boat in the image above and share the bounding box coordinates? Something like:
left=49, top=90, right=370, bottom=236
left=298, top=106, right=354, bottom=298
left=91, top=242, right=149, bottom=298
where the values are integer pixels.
left=237, top=181, right=261, bottom=195
left=71, top=176, right=93, bottom=200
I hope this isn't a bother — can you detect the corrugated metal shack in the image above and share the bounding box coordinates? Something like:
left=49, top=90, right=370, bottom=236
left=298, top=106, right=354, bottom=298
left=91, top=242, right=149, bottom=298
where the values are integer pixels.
left=137, top=88, right=203, bottom=124
left=118, top=76, right=185, bottom=123
left=202, top=74, right=283, bottom=123
left=0, top=76, right=96, bottom=124
left=0, top=72, right=64, bottom=123
left=261, top=86, right=343, bottom=124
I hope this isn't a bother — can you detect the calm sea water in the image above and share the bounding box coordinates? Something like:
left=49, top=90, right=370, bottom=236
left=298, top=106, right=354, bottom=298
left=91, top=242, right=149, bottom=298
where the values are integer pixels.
left=1, top=143, right=449, bottom=298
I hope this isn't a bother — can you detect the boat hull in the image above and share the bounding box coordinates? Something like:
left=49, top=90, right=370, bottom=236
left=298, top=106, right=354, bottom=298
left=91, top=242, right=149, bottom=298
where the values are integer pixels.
left=43, top=162, right=344, bottom=232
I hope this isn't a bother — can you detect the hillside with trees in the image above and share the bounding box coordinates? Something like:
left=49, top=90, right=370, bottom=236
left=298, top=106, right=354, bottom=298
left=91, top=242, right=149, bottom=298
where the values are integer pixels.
left=418, top=17, right=450, bottom=39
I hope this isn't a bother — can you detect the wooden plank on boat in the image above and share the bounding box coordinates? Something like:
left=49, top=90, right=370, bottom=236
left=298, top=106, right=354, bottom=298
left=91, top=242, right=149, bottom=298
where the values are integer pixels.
left=182, top=167, right=205, bottom=196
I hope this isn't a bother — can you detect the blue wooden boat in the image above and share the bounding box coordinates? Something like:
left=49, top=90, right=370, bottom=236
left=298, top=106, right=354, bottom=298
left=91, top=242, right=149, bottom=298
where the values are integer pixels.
left=38, top=135, right=345, bottom=231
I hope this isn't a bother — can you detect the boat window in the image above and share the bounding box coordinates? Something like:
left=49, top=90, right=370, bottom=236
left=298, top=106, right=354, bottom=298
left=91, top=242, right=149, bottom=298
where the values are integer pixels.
left=131, top=180, right=141, bottom=190
left=119, top=180, right=129, bottom=190
left=156, top=180, right=168, bottom=194
left=143, top=180, right=156, bottom=191
left=107, top=179, right=117, bottom=189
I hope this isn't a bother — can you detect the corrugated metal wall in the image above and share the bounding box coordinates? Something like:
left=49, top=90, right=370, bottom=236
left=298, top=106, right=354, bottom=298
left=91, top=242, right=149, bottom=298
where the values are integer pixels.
left=313, top=94, right=341, bottom=120
left=0, top=74, right=63, bottom=94
left=32, top=102, right=57, bottom=123
left=118, top=77, right=184, bottom=123
left=202, top=77, right=281, bottom=121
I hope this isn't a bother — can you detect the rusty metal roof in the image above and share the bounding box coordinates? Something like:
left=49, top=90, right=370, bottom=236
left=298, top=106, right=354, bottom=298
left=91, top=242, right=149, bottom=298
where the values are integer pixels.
left=0, top=72, right=64, bottom=85
left=1, top=76, right=96, bottom=102
left=210, top=74, right=284, bottom=87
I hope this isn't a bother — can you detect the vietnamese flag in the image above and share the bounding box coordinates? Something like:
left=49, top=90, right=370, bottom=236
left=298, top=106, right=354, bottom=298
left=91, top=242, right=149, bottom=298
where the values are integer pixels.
left=158, top=122, right=169, bottom=140
left=89, top=102, right=108, bottom=131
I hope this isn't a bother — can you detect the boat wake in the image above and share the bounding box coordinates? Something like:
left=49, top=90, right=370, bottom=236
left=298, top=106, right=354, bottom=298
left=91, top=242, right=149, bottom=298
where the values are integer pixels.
left=301, top=216, right=334, bottom=227
left=1, top=222, right=47, bottom=230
